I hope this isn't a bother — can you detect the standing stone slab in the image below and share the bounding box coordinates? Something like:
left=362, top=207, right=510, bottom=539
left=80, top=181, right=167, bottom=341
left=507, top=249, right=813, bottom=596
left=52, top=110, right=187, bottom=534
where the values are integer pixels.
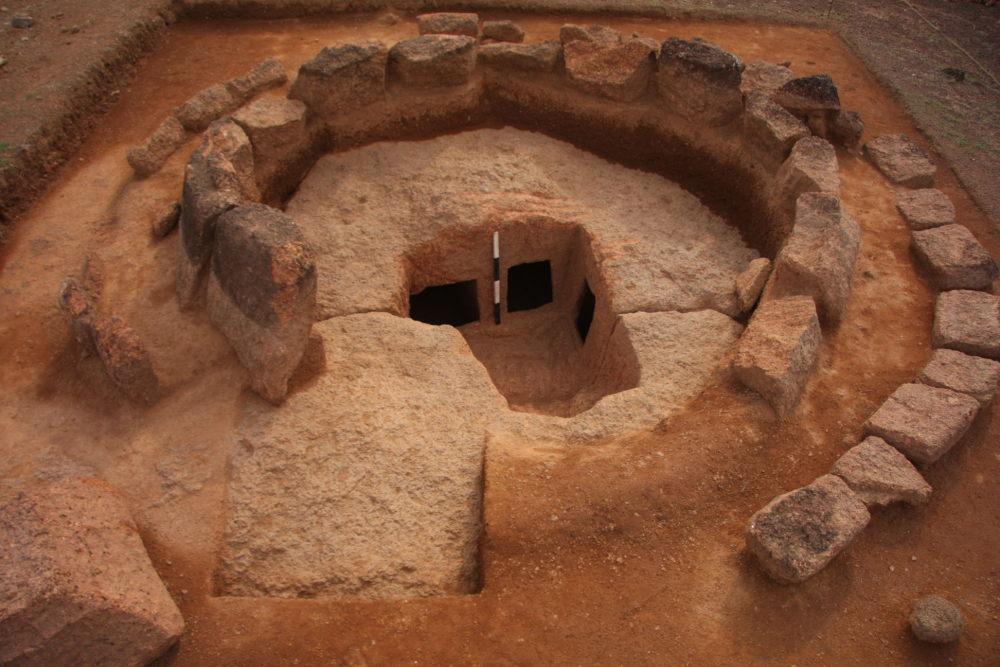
left=744, top=474, right=870, bottom=584
left=126, top=116, right=187, bottom=177
left=0, top=477, right=184, bottom=667
left=773, top=137, right=841, bottom=210
left=864, top=383, right=979, bottom=467
left=735, top=257, right=772, bottom=312
left=287, top=41, right=387, bottom=119
left=207, top=204, right=316, bottom=405
left=658, top=37, right=743, bottom=127
left=93, top=316, right=160, bottom=405
left=232, top=98, right=308, bottom=177
left=733, top=296, right=821, bottom=418
left=564, top=36, right=656, bottom=102
left=897, top=189, right=955, bottom=230
left=774, top=74, right=841, bottom=136
left=828, top=110, right=865, bottom=152
left=174, top=83, right=239, bottom=132
left=478, top=40, right=561, bottom=72
left=225, top=56, right=288, bottom=106
left=863, top=134, right=937, bottom=188
left=910, top=595, right=965, bottom=644
left=743, top=91, right=811, bottom=163
left=481, top=20, right=524, bottom=43
left=740, top=60, right=793, bottom=97
left=830, top=436, right=932, bottom=507
left=388, top=35, right=477, bottom=89
left=772, top=192, right=861, bottom=326
left=58, top=278, right=98, bottom=355
left=417, top=12, right=479, bottom=37
left=933, top=290, right=1000, bottom=359
left=919, top=348, right=1000, bottom=406
left=911, top=224, right=999, bottom=291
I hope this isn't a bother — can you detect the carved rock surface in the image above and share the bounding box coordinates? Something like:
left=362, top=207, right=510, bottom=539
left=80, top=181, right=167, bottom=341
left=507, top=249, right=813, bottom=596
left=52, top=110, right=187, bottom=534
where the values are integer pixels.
left=897, top=189, right=955, bottom=230
left=864, top=383, right=979, bottom=467
left=225, top=56, right=288, bottom=105
left=126, top=116, right=187, bottom=177
left=933, top=289, right=1000, bottom=359
left=417, top=12, right=479, bottom=37
left=658, top=37, right=743, bottom=126
left=911, top=224, right=999, bottom=291
left=772, top=192, right=861, bottom=326
left=733, top=296, right=821, bottom=417
left=388, top=35, right=477, bottom=89
left=479, top=40, right=561, bottom=72
left=864, top=134, right=937, bottom=188
left=93, top=316, right=160, bottom=405
left=287, top=41, right=387, bottom=118
left=0, top=477, right=184, bottom=667
left=830, top=436, right=932, bottom=507
left=745, top=474, right=870, bottom=584
left=919, top=348, right=1000, bottom=406
left=564, top=35, right=656, bottom=102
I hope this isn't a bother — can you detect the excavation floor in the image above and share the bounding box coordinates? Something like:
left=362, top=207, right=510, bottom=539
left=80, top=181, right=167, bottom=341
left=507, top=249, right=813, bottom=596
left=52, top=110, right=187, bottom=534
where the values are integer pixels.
left=0, top=13, right=999, bottom=667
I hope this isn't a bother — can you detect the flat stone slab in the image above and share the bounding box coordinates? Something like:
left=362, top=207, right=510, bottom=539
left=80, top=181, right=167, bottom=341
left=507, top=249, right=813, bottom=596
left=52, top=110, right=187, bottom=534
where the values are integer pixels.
left=933, top=289, right=1000, bottom=359
left=745, top=474, right=870, bottom=584
left=897, top=189, right=956, bottom=230
left=735, top=257, right=772, bottom=312
left=0, top=477, right=184, bottom=666
left=733, top=295, right=821, bottom=418
left=919, top=348, right=1000, bottom=406
left=830, top=436, right=932, bottom=507
left=740, top=59, right=793, bottom=97
left=564, top=35, right=656, bottom=102
left=388, top=35, right=477, bottom=88
left=743, top=91, right=810, bottom=163
left=288, top=41, right=387, bottom=118
left=912, top=224, right=998, bottom=291
left=864, top=383, right=979, bottom=467
left=864, top=134, right=937, bottom=188
left=481, top=19, right=524, bottom=43
left=479, top=40, right=561, bottom=72
left=774, top=136, right=841, bottom=207
left=910, top=595, right=965, bottom=644
left=417, top=12, right=479, bottom=37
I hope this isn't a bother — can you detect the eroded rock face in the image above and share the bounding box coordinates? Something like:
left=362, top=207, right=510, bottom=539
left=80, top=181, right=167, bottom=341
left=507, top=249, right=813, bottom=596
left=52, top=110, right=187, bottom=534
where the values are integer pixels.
left=126, top=116, right=187, bottom=177
left=864, top=134, right=937, bottom=188
left=287, top=41, right=387, bottom=118
left=830, top=436, right=932, bottom=507
left=744, top=474, right=870, bottom=584
left=388, top=35, right=477, bottom=88
left=417, top=12, right=479, bottom=37
left=207, top=204, right=316, bottom=405
left=864, top=383, right=979, bottom=467
left=564, top=35, right=656, bottom=102
left=733, top=295, right=821, bottom=417
left=58, top=278, right=97, bottom=355
left=481, top=19, right=524, bottom=43
left=657, top=37, right=743, bottom=126
left=933, top=289, right=1000, bottom=359
left=735, top=257, right=772, bottom=312
left=0, top=477, right=184, bottom=667
left=216, top=313, right=505, bottom=600
left=743, top=91, right=811, bottom=163
left=740, top=60, right=793, bottom=97
left=478, top=40, right=561, bottom=72
left=919, top=348, right=1000, bottom=406
left=910, top=595, right=965, bottom=643
left=225, top=56, right=288, bottom=105
left=773, top=136, right=841, bottom=209
left=174, top=83, right=238, bottom=132
left=772, top=192, right=861, bottom=326
left=897, top=189, right=955, bottom=230
left=93, top=316, right=160, bottom=405
left=911, top=224, right=999, bottom=291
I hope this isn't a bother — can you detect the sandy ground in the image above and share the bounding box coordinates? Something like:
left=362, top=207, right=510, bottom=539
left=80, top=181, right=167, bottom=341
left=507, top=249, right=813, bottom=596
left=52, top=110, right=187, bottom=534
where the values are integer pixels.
left=0, top=13, right=998, bottom=667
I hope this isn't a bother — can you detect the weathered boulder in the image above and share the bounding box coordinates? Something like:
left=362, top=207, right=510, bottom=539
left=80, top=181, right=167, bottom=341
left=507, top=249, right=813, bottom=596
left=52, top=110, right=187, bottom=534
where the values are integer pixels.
left=919, top=348, right=1000, bottom=406
left=771, top=192, right=861, bottom=326
left=216, top=313, right=505, bottom=600
left=744, top=474, right=870, bottom=584
left=481, top=19, right=524, bottom=43
left=733, top=295, right=821, bottom=417
left=774, top=73, right=841, bottom=136
left=909, top=595, right=965, bottom=643
left=152, top=201, right=181, bottom=238
left=232, top=98, right=308, bottom=170
left=773, top=137, right=841, bottom=209
left=388, top=35, right=477, bottom=89
left=207, top=203, right=316, bottom=405
left=174, top=83, right=238, bottom=132
left=864, top=383, right=979, bottom=467
left=176, top=119, right=257, bottom=309
left=863, top=134, right=937, bottom=188
left=93, top=316, right=160, bottom=405
left=58, top=278, right=98, bottom=355
left=735, top=257, right=772, bottom=312
left=743, top=91, right=811, bottom=163
left=478, top=40, right=561, bottom=72
left=740, top=59, right=793, bottom=97
left=126, top=116, right=187, bottom=177
left=911, top=224, right=999, bottom=291
left=830, top=436, right=932, bottom=507
left=417, top=12, right=479, bottom=37
left=287, top=41, right=387, bottom=118
left=897, top=188, right=955, bottom=230
left=658, top=37, right=743, bottom=126
left=564, top=35, right=656, bottom=102
left=225, top=56, right=288, bottom=105
left=0, top=477, right=184, bottom=667
left=933, top=289, right=1000, bottom=359
left=828, top=110, right=865, bottom=152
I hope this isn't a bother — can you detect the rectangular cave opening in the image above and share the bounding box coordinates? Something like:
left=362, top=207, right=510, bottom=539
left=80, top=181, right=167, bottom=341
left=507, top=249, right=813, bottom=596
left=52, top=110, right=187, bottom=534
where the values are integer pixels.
left=409, top=279, right=480, bottom=327
left=507, top=260, right=554, bottom=313
left=576, top=280, right=596, bottom=343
